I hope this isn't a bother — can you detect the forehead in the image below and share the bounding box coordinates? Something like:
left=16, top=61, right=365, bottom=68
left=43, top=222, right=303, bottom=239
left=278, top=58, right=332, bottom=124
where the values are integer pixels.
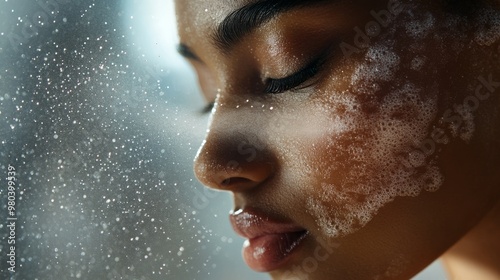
left=175, top=0, right=248, bottom=39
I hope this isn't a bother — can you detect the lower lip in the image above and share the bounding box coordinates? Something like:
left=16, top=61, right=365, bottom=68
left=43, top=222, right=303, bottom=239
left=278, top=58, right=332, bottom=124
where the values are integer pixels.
left=242, top=231, right=308, bottom=272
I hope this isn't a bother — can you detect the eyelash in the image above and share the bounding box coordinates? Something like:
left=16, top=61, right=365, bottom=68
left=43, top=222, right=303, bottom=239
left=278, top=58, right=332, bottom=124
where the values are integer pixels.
left=200, top=101, right=215, bottom=114
left=264, top=56, right=325, bottom=94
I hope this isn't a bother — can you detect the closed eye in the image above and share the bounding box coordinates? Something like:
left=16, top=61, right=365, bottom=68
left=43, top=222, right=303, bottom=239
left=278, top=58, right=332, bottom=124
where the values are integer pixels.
left=264, top=55, right=326, bottom=94
left=199, top=101, right=215, bottom=115
left=200, top=56, right=325, bottom=114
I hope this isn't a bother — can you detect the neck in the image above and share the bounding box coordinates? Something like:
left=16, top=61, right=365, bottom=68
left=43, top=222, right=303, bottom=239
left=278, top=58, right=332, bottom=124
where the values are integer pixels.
left=441, top=201, right=500, bottom=280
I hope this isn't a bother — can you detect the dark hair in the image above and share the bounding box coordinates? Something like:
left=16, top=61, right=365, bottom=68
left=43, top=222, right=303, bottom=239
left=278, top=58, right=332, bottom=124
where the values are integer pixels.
left=444, top=0, right=486, bottom=16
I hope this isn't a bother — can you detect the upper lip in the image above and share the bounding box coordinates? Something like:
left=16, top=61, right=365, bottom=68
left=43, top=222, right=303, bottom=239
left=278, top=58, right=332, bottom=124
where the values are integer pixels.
left=229, top=207, right=306, bottom=239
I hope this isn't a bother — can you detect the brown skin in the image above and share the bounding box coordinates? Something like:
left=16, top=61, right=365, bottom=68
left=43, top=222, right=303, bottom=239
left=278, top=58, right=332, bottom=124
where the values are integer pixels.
left=176, top=0, right=500, bottom=279
left=442, top=201, right=500, bottom=280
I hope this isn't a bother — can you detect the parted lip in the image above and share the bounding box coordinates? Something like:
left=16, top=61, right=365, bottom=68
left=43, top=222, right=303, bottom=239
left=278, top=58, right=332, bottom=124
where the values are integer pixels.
left=229, top=207, right=307, bottom=239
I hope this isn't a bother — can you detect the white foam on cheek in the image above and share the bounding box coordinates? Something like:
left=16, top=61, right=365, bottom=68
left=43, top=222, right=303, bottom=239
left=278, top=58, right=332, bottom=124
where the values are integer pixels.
left=405, top=12, right=435, bottom=38
left=305, top=5, right=455, bottom=238
left=452, top=103, right=476, bottom=142
left=306, top=83, right=443, bottom=238
left=474, top=8, right=500, bottom=46
left=303, top=4, right=500, bottom=239
left=373, top=83, right=438, bottom=160
left=410, top=55, right=426, bottom=71
left=351, top=45, right=400, bottom=94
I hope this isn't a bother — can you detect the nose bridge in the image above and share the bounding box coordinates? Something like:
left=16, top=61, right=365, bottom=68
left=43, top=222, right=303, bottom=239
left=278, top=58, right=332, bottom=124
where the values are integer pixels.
left=194, top=106, right=275, bottom=192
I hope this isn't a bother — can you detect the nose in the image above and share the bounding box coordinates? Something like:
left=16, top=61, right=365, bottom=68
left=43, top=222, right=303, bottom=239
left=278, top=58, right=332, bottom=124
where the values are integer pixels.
left=194, top=120, right=275, bottom=192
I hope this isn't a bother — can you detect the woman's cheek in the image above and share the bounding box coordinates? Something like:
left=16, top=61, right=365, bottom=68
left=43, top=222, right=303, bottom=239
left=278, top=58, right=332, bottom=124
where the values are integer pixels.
left=296, top=87, right=443, bottom=238
left=269, top=2, right=499, bottom=239
left=298, top=37, right=447, bottom=239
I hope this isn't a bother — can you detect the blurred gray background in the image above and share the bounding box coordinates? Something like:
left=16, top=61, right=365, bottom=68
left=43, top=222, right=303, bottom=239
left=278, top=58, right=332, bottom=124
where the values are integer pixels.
left=0, top=0, right=445, bottom=279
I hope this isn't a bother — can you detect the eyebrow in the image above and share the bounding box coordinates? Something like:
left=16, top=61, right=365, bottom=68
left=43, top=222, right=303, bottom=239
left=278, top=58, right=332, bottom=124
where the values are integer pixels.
left=213, top=0, right=330, bottom=53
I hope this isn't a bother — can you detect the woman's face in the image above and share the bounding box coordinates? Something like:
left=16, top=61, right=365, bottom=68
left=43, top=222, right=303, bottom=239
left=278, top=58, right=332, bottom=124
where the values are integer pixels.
left=176, top=0, right=500, bottom=279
